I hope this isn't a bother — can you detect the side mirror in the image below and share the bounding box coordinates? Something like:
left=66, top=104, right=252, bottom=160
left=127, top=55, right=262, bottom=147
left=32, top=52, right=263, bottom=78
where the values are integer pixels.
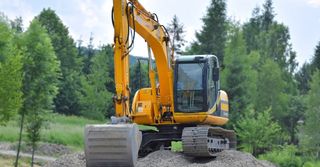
left=213, top=67, right=219, bottom=81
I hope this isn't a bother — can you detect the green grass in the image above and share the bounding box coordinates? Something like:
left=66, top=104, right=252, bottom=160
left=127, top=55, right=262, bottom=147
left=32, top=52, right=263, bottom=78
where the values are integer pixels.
left=0, top=120, right=20, bottom=142
left=0, top=154, right=42, bottom=167
left=0, top=113, right=103, bottom=149
left=171, top=141, right=183, bottom=152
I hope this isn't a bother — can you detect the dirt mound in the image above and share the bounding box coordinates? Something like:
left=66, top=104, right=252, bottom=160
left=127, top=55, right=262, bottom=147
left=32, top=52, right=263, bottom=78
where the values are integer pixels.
left=45, top=150, right=276, bottom=167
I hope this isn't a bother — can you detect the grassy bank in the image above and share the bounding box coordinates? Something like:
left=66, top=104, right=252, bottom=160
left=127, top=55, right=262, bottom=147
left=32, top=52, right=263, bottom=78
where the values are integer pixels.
left=0, top=113, right=103, bottom=149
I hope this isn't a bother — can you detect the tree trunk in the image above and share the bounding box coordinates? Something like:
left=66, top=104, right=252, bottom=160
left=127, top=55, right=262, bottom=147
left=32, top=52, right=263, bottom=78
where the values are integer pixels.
left=14, top=112, right=25, bottom=167
left=31, top=141, right=35, bottom=167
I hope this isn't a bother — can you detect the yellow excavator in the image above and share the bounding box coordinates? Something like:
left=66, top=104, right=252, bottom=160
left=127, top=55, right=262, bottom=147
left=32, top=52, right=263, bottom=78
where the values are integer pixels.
left=84, top=0, right=236, bottom=166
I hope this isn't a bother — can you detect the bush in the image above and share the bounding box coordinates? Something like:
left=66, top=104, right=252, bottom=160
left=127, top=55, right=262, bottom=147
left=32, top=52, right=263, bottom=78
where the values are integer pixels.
left=234, top=108, right=282, bottom=156
left=303, top=161, right=320, bottom=167
left=259, top=145, right=302, bottom=167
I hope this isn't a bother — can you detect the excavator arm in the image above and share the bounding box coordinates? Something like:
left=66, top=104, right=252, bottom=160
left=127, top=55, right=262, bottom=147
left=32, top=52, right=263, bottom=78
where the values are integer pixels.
left=85, top=1, right=174, bottom=166
left=113, top=0, right=174, bottom=118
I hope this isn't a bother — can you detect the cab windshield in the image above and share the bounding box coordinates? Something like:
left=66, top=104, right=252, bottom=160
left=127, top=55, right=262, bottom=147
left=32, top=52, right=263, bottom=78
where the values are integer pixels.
left=175, top=63, right=204, bottom=112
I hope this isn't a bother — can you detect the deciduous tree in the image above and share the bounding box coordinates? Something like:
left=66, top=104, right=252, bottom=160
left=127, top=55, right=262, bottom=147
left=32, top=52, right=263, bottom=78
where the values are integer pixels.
left=18, top=20, right=60, bottom=166
left=37, top=8, right=83, bottom=115
left=0, top=19, right=23, bottom=125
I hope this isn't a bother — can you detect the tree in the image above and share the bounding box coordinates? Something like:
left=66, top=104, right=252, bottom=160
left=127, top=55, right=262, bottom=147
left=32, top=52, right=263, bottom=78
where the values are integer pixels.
left=16, top=20, right=60, bottom=166
left=37, top=8, right=83, bottom=115
left=167, top=15, right=186, bottom=53
left=0, top=19, right=23, bottom=125
left=311, top=41, right=320, bottom=70
left=187, top=0, right=227, bottom=65
left=255, top=59, right=289, bottom=121
left=10, top=16, right=23, bottom=33
left=261, top=0, right=275, bottom=31
left=79, top=45, right=113, bottom=119
left=235, top=108, right=282, bottom=156
left=243, top=0, right=298, bottom=73
left=83, top=32, right=95, bottom=74
left=243, top=7, right=262, bottom=53
left=295, top=63, right=312, bottom=95
left=300, top=70, right=320, bottom=159
left=130, top=59, right=149, bottom=101
left=221, top=25, right=258, bottom=127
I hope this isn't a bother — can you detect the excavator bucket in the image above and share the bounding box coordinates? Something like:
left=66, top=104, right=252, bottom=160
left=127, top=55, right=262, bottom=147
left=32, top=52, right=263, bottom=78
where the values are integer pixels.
left=84, top=123, right=142, bottom=167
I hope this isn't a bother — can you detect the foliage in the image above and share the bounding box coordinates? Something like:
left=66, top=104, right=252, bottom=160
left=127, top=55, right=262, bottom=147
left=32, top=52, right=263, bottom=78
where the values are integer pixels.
left=299, top=70, right=320, bottom=159
left=82, top=33, right=96, bottom=75
left=303, top=161, right=320, bottom=167
left=171, top=141, right=183, bottom=152
left=79, top=45, right=113, bottom=120
left=296, top=63, right=313, bottom=95
left=187, top=0, right=227, bottom=65
left=235, top=108, right=282, bottom=156
left=10, top=17, right=23, bottom=33
left=20, top=19, right=60, bottom=166
left=167, top=15, right=186, bottom=53
left=255, top=59, right=289, bottom=120
left=242, top=0, right=297, bottom=73
left=222, top=25, right=258, bottom=127
left=37, top=8, right=83, bottom=116
left=130, top=59, right=149, bottom=102
left=259, top=145, right=303, bottom=167
left=311, top=41, right=320, bottom=70
left=0, top=20, right=23, bottom=125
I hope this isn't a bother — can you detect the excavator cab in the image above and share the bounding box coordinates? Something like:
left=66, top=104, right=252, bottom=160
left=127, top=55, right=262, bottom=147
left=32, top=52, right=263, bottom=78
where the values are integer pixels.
left=174, top=55, right=220, bottom=113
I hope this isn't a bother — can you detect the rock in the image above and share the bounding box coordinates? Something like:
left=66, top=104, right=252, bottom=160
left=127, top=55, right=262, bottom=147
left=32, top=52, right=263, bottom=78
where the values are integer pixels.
left=45, top=150, right=276, bottom=167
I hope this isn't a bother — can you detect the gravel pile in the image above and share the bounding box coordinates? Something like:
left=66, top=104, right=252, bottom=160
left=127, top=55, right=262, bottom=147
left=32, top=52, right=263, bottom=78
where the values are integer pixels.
left=28, top=143, right=71, bottom=157
left=45, top=150, right=276, bottom=167
left=8, top=142, right=72, bottom=157
left=0, top=142, right=12, bottom=150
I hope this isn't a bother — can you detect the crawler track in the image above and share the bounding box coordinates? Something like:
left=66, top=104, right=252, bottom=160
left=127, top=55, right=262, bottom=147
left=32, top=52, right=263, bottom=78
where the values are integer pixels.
left=182, top=126, right=236, bottom=157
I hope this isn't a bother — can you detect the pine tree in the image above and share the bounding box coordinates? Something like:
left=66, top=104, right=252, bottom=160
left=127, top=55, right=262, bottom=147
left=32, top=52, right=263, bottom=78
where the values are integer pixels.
left=167, top=15, right=186, bottom=53
left=18, top=19, right=60, bottom=166
left=83, top=33, right=95, bottom=74
left=36, top=8, right=83, bottom=115
left=188, top=0, right=227, bottom=65
left=243, top=7, right=262, bottom=53
left=311, top=41, right=320, bottom=70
